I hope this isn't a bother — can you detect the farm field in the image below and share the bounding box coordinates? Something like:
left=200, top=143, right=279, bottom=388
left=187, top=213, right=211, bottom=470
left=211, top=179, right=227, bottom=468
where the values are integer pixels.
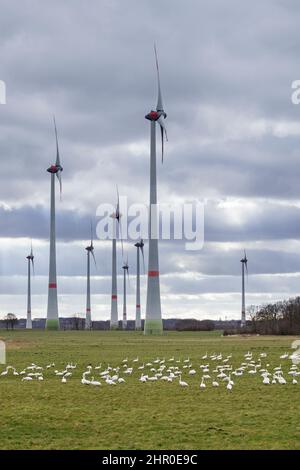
left=0, top=330, right=299, bottom=450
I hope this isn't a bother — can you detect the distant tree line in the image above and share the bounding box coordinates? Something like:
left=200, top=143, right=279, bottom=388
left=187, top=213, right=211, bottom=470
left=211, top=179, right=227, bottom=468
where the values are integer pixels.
left=248, top=297, right=300, bottom=335
left=3, top=300, right=300, bottom=334
left=165, top=319, right=215, bottom=331
left=223, top=299, right=300, bottom=336
left=0, top=316, right=216, bottom=332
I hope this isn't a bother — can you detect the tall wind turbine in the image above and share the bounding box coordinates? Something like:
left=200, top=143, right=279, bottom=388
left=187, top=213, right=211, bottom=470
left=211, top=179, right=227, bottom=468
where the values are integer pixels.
left=122, top=260, right=129, bottom=330
left=110, top=188, right=122, bottom=329
left=85, top=225, right=97, bottom=330
left=240, top=250, right=248, bottom=327
left=134, top=239, right=145, bottom=330
left=46, top=117, right=63, bottom=330
left=144, top=45, right=167, bottom=335
left=26, top=245, right=34, bottom=329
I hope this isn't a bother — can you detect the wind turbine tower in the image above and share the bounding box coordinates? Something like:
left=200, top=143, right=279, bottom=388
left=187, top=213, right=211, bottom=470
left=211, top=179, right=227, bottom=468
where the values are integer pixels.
left=110, top=189, right=122, bottom=329
left=85, top=225, right=96, bottom=330
left=46, top=117, right=63, bottom=330
left=240, top=250, right=248, bottom=327
left=122, top=260, right=129, bottom=330
left=26, top=245, right=34, bottom=329
left=134, top=239, right=145, bottom=330
left=144, top=46, right=168, bottom=335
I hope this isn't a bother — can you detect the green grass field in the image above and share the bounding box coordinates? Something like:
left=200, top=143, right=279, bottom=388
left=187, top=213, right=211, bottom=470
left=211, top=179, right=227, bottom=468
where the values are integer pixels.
left=0, top=330, right=299, bottom=450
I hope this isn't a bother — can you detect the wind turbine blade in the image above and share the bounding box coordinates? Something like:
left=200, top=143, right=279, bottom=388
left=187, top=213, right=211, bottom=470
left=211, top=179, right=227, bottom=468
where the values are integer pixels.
left=56, top=171, right=62, bottom=198
left=140, top=244, right=145, bottom=273
left=30, top=240, right=34, bottom=275
left=116, top=184, right=120, bottom=215
left=127, top=265, right=130, bottom=288
left=154, top=44, right=163, bottom=112
left=160, top=124, right=164, bottom=163
left=90, top=220, right=93, bottom=246
left=53, top=117, right=63, bottom=198
left=157, top=116, right=168, bottom=164
left=116, top=185, right=124, bottom=256
left=53, top=116, right=61, bottom=168
left=158, top=115, right=168, bottom=137
left=91, top=250, right=97, bottom=269
left=118, top=219, right=124, bottom=257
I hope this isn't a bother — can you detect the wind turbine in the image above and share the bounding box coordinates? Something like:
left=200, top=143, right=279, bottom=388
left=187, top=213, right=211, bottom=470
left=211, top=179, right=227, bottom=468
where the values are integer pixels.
left=122, top=259, right=129, bottom=330
left=85, top=224, right=97, bottom=330
left=144, top=45, right=167, bottom=335
left=110, top=188, right=123, bottom=329
left=26, top=244, right=34, bottom=329
left=134, top=239, right=145, bottom=330
left=46, top=117, right=63, bottom=330
left=240, top=250, right=248, bottom=327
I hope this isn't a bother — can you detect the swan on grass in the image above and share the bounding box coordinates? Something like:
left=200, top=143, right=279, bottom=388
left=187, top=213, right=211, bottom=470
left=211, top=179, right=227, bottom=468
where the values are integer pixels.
left=179, top=375, right=188, bottom=387
left=199, top=377, right=206, bottom=389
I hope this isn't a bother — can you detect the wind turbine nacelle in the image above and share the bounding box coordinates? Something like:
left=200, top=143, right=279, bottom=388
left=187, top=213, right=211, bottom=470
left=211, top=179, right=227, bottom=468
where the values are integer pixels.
left=145, top=110, right=167, bottom=121
left=47, top=164, right=63, bottom=174
left=135, top=241, right=144, bottom=249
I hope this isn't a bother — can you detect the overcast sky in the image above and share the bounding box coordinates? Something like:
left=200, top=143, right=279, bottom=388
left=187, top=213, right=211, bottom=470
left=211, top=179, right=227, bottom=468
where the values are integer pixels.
left=1, top=0, right=300, bottom=321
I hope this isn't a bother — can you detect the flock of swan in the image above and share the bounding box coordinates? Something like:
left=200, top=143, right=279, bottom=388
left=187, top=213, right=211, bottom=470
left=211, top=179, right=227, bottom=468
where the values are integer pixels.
left=1, top=350, right=299, bottom=390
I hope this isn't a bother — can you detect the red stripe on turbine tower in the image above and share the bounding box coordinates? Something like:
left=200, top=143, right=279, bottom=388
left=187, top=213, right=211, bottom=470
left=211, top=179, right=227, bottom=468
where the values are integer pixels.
left=148, top=271, right=159, bottom=277
left=136, top=304, right=141, bottom=308
left=112, top=294, right=117, bottom=300
left=49, top=283, right=57, bottom=288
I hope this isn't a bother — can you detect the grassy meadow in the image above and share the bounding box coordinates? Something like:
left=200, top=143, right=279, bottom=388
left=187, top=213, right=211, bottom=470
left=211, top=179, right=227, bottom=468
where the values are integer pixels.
left=0, top=330, right=299, bottom=450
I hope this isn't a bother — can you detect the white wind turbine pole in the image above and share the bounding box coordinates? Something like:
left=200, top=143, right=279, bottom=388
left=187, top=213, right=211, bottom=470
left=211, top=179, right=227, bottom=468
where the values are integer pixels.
left=122, top=260, right=129, bottom=330
left=134, top=239, right=145, bottom=330
left=110, top=188, right=123, bottom=329
left=85, top=224, right=97, bottom=330
left=46, top=117, right=63, bottom=330
left=144, top=45, right=168, bottom=335
left=240, top=250, right=248, bottom=327
left=26, top=245, right=34, bottom=329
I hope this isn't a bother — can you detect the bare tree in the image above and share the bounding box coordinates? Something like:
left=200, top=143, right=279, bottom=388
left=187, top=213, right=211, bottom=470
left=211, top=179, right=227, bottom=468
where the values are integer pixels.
left=253, top=296, right=300, bottom=335
left=73, top=314, right=84, bottom=330
left=4, top=313, right=18, bottom=330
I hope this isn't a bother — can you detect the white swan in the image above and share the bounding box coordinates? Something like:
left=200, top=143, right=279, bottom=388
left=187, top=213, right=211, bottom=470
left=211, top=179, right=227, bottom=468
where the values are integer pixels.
left=199, top=377, right=206, bottom=389
left=179, top=375, right=188, bottom=387
left=90, top=377, right=101, bottom=386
